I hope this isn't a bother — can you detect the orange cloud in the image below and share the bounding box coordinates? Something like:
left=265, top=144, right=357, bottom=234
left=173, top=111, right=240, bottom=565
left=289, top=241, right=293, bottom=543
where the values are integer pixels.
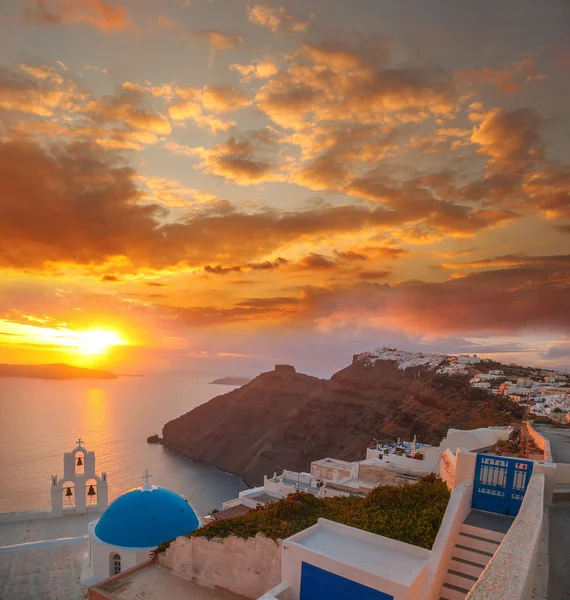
left=472, top=108, right=542, bottom=169
left=247, top=3, right=311, bottom=33
left=195, top=30, right=243, bottom=51
left=256, top=42, right=455, bottom=131
left=24, top=0, right=134, bottom=32
left=186, top=131, right=284, bottom=185
left=459, top=60, right=547, bottom=94
left=0, top=138, right=448, bottom=270
left=230, top=57, right=280, bottom=81
left=201, top=84, right=251, bottom=113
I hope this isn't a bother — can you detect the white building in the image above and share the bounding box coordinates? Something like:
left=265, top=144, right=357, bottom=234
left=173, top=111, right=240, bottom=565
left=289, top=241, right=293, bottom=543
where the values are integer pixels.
left=84, top=470, right=203, bottom=585
left=221, top=427, right=512, bottom=514
left=457, top=354, right=481, bottom=364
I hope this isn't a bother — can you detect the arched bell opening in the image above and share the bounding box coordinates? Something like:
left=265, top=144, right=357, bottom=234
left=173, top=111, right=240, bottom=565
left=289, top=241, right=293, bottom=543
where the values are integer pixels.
left=109, top=552, right=121, bottom=577
left=75, top=451, right=85, bottom=475
left=62, top=481, right=76, bottom=508
left=85, top=478, right=98, bottom=505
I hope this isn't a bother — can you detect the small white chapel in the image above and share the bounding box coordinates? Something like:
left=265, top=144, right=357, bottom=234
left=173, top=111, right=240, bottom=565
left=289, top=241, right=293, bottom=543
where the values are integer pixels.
left=84, top=469, right=203, bottom=584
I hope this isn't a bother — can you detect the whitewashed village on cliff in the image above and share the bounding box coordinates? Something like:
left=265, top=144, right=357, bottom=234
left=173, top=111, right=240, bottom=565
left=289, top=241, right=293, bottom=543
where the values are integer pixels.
left=1, top=348, right=570, bottom=600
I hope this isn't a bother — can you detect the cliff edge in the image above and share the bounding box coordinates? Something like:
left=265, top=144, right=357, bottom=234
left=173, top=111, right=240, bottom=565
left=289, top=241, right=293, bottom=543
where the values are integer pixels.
left=162, top=356, right=519, bottom=485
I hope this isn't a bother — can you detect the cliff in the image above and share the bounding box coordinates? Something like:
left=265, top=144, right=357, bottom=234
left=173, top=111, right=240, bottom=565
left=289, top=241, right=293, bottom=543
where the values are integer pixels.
left=162, top=357, right=520, bottom=485
left=0, top=363, right=117, bottom=379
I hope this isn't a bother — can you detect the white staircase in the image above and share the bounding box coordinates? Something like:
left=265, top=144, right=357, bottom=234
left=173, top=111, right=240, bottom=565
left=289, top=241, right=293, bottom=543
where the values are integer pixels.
left=439, top=512, right=509, bottom=600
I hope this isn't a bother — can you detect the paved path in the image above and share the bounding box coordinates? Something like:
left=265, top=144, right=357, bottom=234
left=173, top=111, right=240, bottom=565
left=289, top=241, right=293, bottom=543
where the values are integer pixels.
left=0, top=542, right=88, bottom=600
left=0, top=512, right=100, bottom=598
left=534, top=425, right=570, bottom=600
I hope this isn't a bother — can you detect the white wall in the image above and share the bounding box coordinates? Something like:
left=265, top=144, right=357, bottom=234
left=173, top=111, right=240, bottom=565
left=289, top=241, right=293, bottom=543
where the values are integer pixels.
left=0, top=509, right=51, bottom=524
left=281, top=520, right=429, bottom=600
left=310, top=463, right=352, bottom=481
left=159, top=533, right=281, bottom=599
left=467, top=474, right=545, bottom=600
left=425, top=483, right=473, bottom=600
left=89, top=537, right=150, bottom=582
left=439, top=449, right=457, bottom=489
left=453, top=449, right=477, bottom=488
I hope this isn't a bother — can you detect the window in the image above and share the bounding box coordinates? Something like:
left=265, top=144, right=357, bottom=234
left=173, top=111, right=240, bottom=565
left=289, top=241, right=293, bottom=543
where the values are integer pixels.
left=112, top=553, right=121, bottom=576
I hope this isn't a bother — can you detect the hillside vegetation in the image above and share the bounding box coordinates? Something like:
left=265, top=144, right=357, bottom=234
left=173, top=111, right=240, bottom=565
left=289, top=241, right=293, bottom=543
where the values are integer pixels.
left=155, top=475, right=450, bottom=554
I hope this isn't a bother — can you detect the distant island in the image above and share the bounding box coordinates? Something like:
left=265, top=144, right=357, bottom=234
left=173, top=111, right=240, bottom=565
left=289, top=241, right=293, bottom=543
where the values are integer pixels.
left=210, top=376, right=252, bottom=386
left=0, top=363, right=118, bottom=380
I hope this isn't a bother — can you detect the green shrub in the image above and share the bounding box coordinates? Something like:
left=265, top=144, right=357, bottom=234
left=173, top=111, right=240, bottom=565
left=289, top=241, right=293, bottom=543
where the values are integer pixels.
left=153, top=475, right=450, bottom=556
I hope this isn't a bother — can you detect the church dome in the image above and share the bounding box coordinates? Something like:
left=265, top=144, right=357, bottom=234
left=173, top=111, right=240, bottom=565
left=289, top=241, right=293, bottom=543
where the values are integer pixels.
left=94, top=486, right=200, bottom=548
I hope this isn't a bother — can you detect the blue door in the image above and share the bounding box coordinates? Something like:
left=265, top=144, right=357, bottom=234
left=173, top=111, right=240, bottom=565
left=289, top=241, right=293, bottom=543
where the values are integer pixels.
left=472, top=454, right=533, bottom=516
left=300, top=563, right=394, bottom=600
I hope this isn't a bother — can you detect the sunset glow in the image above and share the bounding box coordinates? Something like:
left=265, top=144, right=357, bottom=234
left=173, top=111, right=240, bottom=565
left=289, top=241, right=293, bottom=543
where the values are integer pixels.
left=0, top=0, right=568, bottom=374
left=75, top=330, right=126, bottom=355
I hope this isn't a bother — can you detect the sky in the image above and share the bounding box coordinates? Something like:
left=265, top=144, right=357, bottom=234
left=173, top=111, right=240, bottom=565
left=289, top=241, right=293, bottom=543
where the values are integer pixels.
left=0, top=0, right=569, bottom=376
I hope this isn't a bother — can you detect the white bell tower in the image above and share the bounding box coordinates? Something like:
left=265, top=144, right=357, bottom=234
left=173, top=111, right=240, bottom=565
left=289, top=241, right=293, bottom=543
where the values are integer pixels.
left=51, top=438, right=108, bottom=517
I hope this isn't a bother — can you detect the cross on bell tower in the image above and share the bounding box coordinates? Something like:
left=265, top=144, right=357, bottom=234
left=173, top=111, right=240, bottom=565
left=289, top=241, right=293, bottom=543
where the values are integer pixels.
left=76, top=438, right=84, bottom=447
left=142, top=469, right=152, bottom=490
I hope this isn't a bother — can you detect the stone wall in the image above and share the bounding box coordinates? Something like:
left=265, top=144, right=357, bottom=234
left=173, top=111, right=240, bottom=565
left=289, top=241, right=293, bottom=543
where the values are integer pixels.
left=159, top=534, right=281, bottom=599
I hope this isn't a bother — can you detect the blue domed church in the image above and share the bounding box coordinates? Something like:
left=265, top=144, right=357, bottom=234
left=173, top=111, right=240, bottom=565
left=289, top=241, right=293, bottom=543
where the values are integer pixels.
left=86, top=471, right=201, bottom=584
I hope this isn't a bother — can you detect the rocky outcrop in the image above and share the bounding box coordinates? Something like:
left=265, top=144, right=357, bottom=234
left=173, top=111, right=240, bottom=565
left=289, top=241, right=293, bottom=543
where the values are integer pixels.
left=162, top=358, right=519, bottom=485
left=147, top=434, right=162, bottom=444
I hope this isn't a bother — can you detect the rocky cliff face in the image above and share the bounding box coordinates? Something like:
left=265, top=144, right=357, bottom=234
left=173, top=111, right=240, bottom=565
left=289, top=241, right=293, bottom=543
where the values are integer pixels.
left=162, top=357, right=519, bottom=485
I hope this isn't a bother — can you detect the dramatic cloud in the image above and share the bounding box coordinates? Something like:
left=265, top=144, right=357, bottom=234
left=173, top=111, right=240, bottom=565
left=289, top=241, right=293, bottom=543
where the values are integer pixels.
left=472, top=108, right=542, bottom=170
left=247, top=3, right=311, bottom=33
left=201, top=84, right=251, bottom=113
left=442, top=254, right=570, bottom=270
left=297, top=253, right=337, bottom=270
left=5, top=138, right=500, bottom=270
left=186, top=131, right=283, bottom=185
left=24, top=0, right=134, bottom=31
left=204, top=265, right=242, bottom=275
left=247, top=258, right=289, bottom=270
left=256, top=41, right=456, bottom=131
left=230, top=57, right=279, bottom=81
left=344, top=173, right=519, bottom=236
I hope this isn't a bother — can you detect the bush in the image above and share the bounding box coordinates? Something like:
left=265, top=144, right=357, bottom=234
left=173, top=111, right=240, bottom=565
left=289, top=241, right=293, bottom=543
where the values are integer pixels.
left=153, top=475, right=450, bottom=555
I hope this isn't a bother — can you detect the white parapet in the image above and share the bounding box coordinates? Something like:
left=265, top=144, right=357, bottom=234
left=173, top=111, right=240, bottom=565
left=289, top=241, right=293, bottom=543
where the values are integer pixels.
left=467, top=473, right=545, bottom=600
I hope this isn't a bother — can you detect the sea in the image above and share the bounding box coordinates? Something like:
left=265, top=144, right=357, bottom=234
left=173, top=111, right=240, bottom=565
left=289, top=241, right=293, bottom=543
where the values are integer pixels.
left=0, top=374, right=247, bottom=516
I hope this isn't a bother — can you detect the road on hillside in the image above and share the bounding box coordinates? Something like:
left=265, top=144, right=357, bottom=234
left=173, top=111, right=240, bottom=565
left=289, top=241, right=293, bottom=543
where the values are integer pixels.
left=534, top=425, right=570, bottom=600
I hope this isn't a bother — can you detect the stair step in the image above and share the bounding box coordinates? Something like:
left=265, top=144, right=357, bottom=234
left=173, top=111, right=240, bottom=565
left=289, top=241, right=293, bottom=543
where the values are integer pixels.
left=445, top=569, right=478, bottom=590
left=454, top=544, right=493, bottom=565
left=441, top=582, right=470, bottom=600
left=458, top=531, right=501, bottom=554
left=460, top=523, right=505, bottom=543
left=450, top=556, right=486, bottom=578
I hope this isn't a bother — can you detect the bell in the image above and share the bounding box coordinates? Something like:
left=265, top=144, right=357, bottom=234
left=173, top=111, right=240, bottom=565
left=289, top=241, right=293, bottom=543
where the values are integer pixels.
left=87, top=485, right=96, bottom=496
left=65, top=487, right=73, bottom=497
left=76, top=456, right=83, bottom=466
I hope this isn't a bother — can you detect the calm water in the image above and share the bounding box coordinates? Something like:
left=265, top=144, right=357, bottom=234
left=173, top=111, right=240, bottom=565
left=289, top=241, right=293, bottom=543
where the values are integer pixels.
left=0, top=375, right=247, bottom=515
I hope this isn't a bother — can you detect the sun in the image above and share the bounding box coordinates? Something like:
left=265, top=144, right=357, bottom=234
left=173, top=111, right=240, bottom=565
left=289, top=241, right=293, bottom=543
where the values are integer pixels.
left=76, top=330, right=126, bottom=355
